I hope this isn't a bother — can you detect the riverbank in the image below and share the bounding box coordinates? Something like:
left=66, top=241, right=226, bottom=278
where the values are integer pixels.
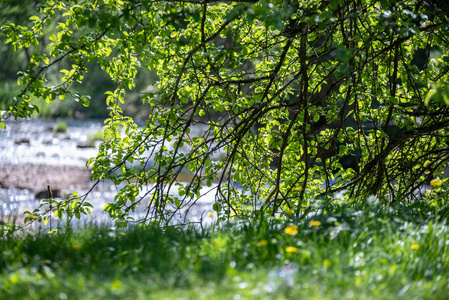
left=0, top=164, right=93, bottom=195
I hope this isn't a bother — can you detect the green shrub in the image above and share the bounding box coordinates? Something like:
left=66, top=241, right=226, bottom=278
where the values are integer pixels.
left=87, top=130, right=105, bottom=147
left=55, top=120, right=68, bottom=133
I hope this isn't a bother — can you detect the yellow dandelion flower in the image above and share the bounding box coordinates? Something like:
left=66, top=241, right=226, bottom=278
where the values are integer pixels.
left=71, top=244, right=82, bottom=250
left=410, top=244, right=420, bottom=250
left=309, top=220, right=321, bottom=227
left=258, top=240, right=268, bottom=247
left=430, top=179, right=442, bottom=187
left=286, top=246, right=298, bottom=253
left=284, top=225, right=298, bottom=235
left=286, top=208, right=295, bottom=215
left=208, top=212, right=215, bottom=217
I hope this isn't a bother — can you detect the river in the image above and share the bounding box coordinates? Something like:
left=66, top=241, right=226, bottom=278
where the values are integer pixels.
left=0, top=118, right=217, bottom=229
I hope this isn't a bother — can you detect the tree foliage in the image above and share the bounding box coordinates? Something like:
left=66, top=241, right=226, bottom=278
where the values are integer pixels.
left=2, top=0, right=449, bottom=224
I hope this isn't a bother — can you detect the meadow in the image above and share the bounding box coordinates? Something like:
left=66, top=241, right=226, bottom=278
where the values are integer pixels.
left=1, top=194, right=448, bottom=299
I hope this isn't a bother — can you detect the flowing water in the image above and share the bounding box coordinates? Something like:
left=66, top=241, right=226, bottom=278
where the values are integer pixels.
left=0, top=118, right=218, bottom=228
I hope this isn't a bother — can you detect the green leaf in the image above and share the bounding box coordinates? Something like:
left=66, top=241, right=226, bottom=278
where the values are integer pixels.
left=213, top=203, right=222, bottom=212
left=424, top=89, right=437, bottom=106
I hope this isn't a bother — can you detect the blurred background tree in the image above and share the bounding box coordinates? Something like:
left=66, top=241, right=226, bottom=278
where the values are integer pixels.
left=0, top=0, right=158, bottom=118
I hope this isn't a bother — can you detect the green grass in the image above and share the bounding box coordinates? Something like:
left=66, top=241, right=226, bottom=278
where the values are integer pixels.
left=1, top=199, right=448, bottom=299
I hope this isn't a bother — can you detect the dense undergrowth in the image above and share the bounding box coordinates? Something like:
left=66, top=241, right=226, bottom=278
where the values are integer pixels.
left=1, top=196, right=448, bottom=299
